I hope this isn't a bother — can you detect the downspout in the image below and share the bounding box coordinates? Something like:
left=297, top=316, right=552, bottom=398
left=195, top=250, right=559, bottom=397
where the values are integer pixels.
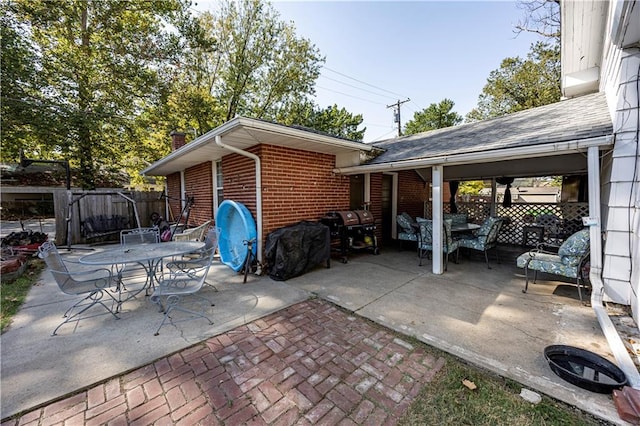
left=215, top=135, right=263, bottom=273
left=587, top=146, right=640, bottom=388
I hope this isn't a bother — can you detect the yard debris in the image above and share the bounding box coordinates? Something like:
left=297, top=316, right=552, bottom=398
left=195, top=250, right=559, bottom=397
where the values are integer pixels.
left=520, top=388, right=542, bottom=404
left=1, top=230, right=48, bottom=254
left=462, top=379, right=477, bottom=390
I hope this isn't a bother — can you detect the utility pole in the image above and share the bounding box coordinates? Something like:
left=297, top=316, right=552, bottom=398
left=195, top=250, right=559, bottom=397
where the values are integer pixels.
left=387, top=98, right=410, bottom=137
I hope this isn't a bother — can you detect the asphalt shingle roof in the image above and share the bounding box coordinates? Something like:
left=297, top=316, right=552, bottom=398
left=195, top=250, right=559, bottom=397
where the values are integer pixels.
left=369, top=92, right=612, bottom=164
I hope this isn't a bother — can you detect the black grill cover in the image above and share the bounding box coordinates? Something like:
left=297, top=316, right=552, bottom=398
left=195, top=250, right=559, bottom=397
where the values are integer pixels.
left=265, top=221, right=330, bottom=281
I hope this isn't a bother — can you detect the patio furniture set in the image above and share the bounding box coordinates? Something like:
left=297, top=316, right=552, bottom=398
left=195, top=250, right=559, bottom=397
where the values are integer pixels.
left=397, top=212, right=591, bottom=302
left=38, top=224, right=218, bottom=336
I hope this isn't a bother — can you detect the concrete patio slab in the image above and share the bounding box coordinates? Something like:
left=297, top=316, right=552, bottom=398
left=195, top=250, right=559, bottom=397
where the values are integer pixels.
left=0, top=249, right=309, bottom=419
left=286, top=248, right=627, bottom=423
left=0, top=240, right=634, bottom=424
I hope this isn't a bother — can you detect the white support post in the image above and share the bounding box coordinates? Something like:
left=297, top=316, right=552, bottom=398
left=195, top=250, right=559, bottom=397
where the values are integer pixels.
left=432, top=166, right=444, bottom=274
left=364, top=173, right=371, bottom=208
left=490, top=178, right=497, bottom=217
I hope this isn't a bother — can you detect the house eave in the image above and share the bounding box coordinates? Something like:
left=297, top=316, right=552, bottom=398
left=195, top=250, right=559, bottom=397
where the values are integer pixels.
left=141, top=117, right=372, bottom=176
left=333, top=135, right=614, bottom=175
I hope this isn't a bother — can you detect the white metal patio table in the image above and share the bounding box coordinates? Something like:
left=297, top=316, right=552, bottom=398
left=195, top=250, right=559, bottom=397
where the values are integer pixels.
left=451, top=223, right=481, bottom=233
left=79, top=241, right=205, bottom=308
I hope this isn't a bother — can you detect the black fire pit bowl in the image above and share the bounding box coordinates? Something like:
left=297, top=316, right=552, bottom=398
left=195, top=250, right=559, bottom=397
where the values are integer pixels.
left=544, top=345, right=627, bottom=393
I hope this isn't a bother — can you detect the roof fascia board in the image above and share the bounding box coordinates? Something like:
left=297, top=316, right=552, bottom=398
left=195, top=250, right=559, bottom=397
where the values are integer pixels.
left=236, top=117, right=372, bottom=152
left=334, top=135, right=613, bottom=175
left=141, top=117, right=371, bottom=176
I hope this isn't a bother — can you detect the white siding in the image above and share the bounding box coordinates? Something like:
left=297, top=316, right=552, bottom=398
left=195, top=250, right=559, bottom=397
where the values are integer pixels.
left=598, top=2, right=640, bottom=324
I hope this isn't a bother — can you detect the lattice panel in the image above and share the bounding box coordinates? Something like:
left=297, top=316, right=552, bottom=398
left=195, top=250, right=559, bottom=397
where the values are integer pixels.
left=423, top=201, right=588, bottom=246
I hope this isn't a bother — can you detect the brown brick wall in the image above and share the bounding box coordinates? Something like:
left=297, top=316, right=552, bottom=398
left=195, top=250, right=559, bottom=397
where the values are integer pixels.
left=220, top=146, right=260, bottom=215
left=260, top=144, right=349, bottom=236
left=166, top=173, right=182, bottom=222
left=369, top=173, right=383, bottom=243
left=183, top=162, right=214, bottom=226
left=395, top=170, right=453, bottom=219
left=397, top=170, right=429, bottom=219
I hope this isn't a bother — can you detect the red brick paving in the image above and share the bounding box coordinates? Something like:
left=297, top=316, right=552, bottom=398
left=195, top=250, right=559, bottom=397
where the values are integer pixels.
left=2, top=299, right=445, bottom=425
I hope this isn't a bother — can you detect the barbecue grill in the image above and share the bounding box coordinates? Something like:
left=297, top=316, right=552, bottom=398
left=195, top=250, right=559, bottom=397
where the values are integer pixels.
left=320, top=210, right=379, bottom=263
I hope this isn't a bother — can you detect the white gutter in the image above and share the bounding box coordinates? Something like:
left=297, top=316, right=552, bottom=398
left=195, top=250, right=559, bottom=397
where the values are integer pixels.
left=334, top=135, right=613, bottom=175
left=215, top=135, right=263, bottom=274
left=586, top=146, right=640, bottom=388
left=142, top=116, right=371, bottom=176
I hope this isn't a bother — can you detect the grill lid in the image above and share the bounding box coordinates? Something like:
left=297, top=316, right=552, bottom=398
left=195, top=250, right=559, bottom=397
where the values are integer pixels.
left=354, top=210, right=374, bottom=225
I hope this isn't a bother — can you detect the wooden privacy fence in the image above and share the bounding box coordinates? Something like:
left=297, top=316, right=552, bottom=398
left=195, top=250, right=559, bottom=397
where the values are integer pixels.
left=53, top=190, right=165, bottom=245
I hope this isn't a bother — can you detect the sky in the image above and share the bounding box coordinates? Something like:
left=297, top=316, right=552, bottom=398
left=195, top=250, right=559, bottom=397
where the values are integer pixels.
left=191, top=1, right=542, bottom=142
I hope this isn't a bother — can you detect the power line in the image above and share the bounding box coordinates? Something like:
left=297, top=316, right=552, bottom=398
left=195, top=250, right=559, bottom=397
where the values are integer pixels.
left=315, top=85, right=383, bottom=105
left=370, top=128, right=398, bottom=142
left=318, top=74, right=396, bottom=101
left=322, top=66, right=409, bottom=99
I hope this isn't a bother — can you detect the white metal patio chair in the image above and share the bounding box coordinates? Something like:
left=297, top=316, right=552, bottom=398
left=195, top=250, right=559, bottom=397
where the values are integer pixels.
left=150, top=245, right=217, bottom=335
left=38, top=241, right=120, bottom=336
left=172, top=220, right=212, bottom=242
left=120, top=227, right=160, bottom=245
left=167, top=228, right=219, bottom=289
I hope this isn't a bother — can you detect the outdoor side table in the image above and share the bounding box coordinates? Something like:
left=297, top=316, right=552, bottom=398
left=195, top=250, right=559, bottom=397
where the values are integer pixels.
left=522, top=225, right=545, bottom=247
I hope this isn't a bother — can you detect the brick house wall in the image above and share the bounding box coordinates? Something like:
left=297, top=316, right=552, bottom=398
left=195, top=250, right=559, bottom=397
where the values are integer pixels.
left=369, top=173, right=383, bottom=244
left=395, top=170, right=453, bottom=220
left=397, top=170, right=429, bottom=219
left=220, top=146, right=260, bottom=215
left=183, top=162, right=214, bottom=226
left=261, top=145, right=350, bottom=235
left=221, top=144, right=351, bottom=238
left=166, top=173, right=182, bottom=222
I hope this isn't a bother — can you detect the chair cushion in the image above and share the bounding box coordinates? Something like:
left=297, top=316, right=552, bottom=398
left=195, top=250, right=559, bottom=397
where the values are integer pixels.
left=476, top=217, right=497, bottom=236
left=517, top=252, right=578, bottom=279
left=398, top=232, right=418, bottom=242
left=396, top=214, right=414, bottom=233
left=558, top=229, right=589, bottom=258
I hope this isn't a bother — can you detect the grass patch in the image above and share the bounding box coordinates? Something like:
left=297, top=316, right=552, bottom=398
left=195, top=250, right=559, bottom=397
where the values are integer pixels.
left=399, top=347, right=607, bottom=426
left=1, top=258, right=45, bottom=333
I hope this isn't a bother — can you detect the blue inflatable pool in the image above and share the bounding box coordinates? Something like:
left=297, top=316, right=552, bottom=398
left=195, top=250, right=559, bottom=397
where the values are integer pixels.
left=216, top=200, right=257, bottom=272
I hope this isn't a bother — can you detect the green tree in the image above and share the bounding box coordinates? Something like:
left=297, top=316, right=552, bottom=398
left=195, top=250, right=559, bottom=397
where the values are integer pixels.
left=403, top=99, right=462, bottom=136
left=157, top=0, right=324, bottom=136
left=466, top=41, right=560, bottom=122
left=2, top=0, right=192, bottom=189
left=458, top=181, right=485, bottom=195
left=279, top=102, right=365, bottom=141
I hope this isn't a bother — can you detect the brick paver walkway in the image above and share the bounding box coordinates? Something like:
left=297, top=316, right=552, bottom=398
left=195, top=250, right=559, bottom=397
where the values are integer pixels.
left=2, top=299, right=446, bottom=425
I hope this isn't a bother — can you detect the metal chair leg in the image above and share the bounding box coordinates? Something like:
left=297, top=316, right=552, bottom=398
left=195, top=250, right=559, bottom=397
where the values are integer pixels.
left=523, top=261, right=531, bottom=293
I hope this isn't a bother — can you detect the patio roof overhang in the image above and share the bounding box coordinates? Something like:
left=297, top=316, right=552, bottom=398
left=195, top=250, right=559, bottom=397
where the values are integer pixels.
left=141, top=117, right=372, bottom=176
left=333, top=135, right=614, bottom=179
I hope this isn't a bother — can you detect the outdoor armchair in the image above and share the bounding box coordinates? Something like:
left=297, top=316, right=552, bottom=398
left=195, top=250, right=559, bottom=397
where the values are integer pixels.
left=397, top=212, right=419, bottom=249
left=517, top=228, right=590, bottom=302
left=456, top=217, right=504, bottom=269
left=418, top=219, right=459, bottom=270
left=37, top=241, right=119, bottom=335
left=150, top=243, right=217, bottom=335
